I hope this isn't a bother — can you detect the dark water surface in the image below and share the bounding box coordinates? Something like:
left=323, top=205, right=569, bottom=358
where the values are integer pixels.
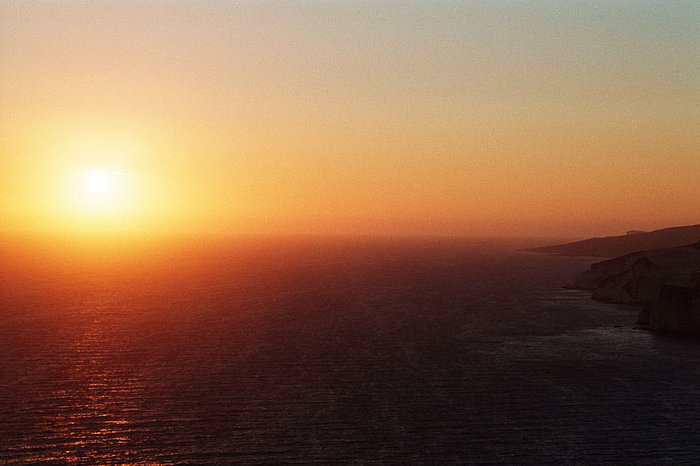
left=1, top=236, right=699, bottom=464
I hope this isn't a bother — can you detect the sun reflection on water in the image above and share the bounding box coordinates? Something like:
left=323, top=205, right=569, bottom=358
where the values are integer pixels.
left=28, top=302, right=163, bottom=465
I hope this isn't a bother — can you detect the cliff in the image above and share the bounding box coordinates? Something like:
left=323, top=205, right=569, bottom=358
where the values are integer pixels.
left=528, top=223, right=700, bottom=258
left=637, top=281, right=700, bottom=335
left=568, top=241, right=700, bottom=335
left=568, top=242, right=700, bottom=303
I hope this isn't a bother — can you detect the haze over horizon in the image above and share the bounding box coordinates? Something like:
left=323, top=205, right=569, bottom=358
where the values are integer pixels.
left=1, top=1, right=698, bottom=238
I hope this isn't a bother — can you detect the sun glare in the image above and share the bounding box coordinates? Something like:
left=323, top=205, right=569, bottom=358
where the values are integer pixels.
left=72, top=167, right=133, bottom=217
left=47, top=161, right=165, bottom=234
left=42, top=135, right=167, bottom=233
left=84, top=169, right=113, bottom=194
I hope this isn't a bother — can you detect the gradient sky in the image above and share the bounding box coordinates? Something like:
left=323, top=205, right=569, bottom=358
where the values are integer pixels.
left=1, top=0, right=698, bottom=237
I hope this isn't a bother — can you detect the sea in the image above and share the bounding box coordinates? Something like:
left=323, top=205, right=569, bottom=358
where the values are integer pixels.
left=1, top=235, right=699, bottom=464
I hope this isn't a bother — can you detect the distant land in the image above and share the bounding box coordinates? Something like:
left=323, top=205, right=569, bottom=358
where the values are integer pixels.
left=527, top=224, right=700, bottom=258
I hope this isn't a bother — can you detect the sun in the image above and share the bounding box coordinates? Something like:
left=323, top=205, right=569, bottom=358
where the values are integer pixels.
left=84, top=169, right=114, bottom=194
left=42, top=135, right=165, bottom=233
left=75, top=167, right=131, bottom=215
left=50, top=163, right=162, bottom=234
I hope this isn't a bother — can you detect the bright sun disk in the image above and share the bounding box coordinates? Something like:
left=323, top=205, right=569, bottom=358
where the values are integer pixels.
left=85, top=169, right=113, bottom=193
left=75, top=168, right=130, bottom=214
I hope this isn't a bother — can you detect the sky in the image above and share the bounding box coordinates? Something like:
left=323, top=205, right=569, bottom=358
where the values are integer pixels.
left=1, top=0, right=699, bottom=238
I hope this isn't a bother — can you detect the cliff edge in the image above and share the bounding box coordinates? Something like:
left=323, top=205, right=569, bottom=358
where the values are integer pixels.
left=637, top=281, right=700, bottom=335
left=568, top=241, right=700, bottom=335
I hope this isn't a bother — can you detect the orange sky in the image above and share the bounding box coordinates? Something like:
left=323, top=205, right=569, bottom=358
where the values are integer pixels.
left=1, top=1, right=698, bottom=238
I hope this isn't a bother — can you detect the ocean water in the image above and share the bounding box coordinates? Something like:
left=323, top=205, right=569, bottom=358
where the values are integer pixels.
left=1, top=236, right=699, bottom=464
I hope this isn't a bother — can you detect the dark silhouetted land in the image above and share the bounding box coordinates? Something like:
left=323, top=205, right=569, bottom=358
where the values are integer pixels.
left=528, top=224, right=700, bottom=258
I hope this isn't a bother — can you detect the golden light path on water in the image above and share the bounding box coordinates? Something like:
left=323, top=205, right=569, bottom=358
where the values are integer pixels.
left=24, top=299, right=151, bottom=464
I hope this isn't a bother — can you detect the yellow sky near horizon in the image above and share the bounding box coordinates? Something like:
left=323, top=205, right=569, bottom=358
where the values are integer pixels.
left=1, top=1, right=699, bottom=238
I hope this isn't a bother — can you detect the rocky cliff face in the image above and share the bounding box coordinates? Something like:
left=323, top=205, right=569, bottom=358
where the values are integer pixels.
left=637, top=283, right=700, bottom=335
left=568, top=241, right=700, bottom=336
left=568, top=242, right=700, bottom=304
